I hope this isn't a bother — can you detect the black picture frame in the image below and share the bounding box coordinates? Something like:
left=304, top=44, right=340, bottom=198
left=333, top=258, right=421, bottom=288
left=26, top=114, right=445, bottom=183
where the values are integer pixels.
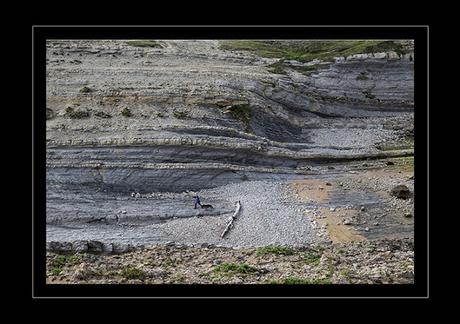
left=32, top=25, right=429, bottom=299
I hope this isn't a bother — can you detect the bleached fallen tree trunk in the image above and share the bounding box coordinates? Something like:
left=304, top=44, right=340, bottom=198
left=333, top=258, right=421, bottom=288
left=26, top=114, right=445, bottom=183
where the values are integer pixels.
left=221, top=201, right=241, bottom=238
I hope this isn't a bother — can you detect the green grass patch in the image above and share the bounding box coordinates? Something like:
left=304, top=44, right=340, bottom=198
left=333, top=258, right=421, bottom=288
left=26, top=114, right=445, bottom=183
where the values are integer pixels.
left=302, top=250, right=322, bottom=266
left=267, top=60, right=330, bottom=76
left=161, top=258, right=177, bottom=268
left=49, top=254, right=84, bottom=276
left=79, top=86, right=92, bottom=93
left=386, top=156, right=414, bottom=172
left=223, top=104, right=252, bottom=131
left=121, top=107, right=132, bottom=117
left=125, top=40, right=163, bottom=48
left=220, top=40, right=407, bottom=63
left=364, top=41, right=407, bottom=56
left=379, top=140, right=414, bottom=152
left=65, top=107, right=90, bottom=119
left=256, top=246, right=294, bottom=256
left=51, top=254, right=84, bottom=267
left=268, top=277, right=332, bottom=284
left=339, top=268, right=352, bottom=278
left=213, top=262, right=258, bottom=275
left=121, top=266, right=145, bottom=280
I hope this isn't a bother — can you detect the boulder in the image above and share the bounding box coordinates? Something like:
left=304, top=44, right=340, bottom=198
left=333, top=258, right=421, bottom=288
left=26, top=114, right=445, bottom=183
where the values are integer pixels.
left=111, top=243, right=134, bottom=254
left=72, top=240, right=89, bottom=253
left=87, top=240, right=105, bottom=254
left=47, top=241, right=73, bottom=253
left=391, top=185, right=411, bottom=199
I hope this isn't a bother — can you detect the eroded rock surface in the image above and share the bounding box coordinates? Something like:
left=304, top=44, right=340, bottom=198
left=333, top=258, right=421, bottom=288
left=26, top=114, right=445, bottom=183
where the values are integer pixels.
left=46, top=40, right=414, bottom=250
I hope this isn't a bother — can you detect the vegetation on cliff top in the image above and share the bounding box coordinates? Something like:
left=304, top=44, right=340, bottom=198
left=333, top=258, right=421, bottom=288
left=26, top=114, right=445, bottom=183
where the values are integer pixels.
left=267, top=60, right=331, bottom=76
left=220, top=40, right=407, bottom=63
left=125, top=40, right=163, bottom=48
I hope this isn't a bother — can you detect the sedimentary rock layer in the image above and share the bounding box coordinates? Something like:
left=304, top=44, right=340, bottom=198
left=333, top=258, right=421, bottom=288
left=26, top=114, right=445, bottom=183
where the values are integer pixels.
left=45, top=40, right=414, bottom=250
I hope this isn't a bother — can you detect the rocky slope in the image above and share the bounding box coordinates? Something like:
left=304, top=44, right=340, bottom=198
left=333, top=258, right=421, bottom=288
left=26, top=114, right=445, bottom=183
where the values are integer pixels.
left=46, top=40, right=414, bottom=254
left=46, top=40, right=413, bottom=189
left=46, top=238, right=414, bottom=284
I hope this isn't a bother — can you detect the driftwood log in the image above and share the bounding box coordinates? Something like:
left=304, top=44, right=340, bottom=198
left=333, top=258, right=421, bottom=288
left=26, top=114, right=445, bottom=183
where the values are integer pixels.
left=221, top=201, right=241, bottom=238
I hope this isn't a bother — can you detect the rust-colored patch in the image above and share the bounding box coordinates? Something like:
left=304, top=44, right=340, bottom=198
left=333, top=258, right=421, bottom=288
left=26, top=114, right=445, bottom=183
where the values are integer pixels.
left=289, top=178, right=332, bottom=203
left=290, top=179, right=365, bottom=244
left=315, top=208, right=365, bottom=244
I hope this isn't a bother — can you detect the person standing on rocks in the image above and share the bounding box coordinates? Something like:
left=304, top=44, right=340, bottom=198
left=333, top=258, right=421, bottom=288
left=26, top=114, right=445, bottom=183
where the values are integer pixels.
left=194, top=195, right=202, bottom=209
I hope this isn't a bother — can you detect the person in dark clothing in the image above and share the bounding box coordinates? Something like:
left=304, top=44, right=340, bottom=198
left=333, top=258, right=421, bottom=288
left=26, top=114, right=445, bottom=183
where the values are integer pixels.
left=194, top=196, right=201, bottom=209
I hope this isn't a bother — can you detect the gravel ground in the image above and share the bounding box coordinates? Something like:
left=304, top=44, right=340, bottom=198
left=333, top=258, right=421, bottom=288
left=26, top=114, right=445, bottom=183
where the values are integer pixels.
left=306, top=127, right=395, bottom=153
left=47, top=179, right=325, bottom=248
left=159, top=180, right=325, bottom=247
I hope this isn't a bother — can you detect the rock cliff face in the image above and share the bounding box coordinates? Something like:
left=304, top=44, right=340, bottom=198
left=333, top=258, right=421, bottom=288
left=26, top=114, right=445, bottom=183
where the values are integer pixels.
left=268, top=55, right=414, bottom=117
left=46, top=40, right=414, bottom=249
left=46, top=40, right=413, bottom=192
